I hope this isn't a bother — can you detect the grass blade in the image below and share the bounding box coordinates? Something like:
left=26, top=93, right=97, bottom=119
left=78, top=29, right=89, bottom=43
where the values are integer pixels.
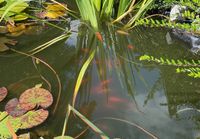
left=72, top=49, right=96, bottom=107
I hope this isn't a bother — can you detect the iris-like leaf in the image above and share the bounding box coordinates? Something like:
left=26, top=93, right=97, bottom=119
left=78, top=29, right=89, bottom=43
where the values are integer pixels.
left=19, top=87, right=53, bottom=111
left=5, top=98, right=27, bottom=117
left=0, top=87, right=8, bottom=102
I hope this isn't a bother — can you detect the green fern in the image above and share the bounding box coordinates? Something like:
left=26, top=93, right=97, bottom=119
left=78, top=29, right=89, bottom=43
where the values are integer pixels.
left=139, top=55, right=200, bottom=78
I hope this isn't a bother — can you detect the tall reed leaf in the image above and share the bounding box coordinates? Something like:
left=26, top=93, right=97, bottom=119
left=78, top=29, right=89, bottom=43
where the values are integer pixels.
left=117, top=0, right=131, bottom=18
left=75, top=0, right=98, bottom=30
left=92, top=0, right=101, bottom=12
left=72, top=49, right=96, bottom=107
left=101, top=0, right=114, bottom=18
left=125, top=0, right=154, bottom=29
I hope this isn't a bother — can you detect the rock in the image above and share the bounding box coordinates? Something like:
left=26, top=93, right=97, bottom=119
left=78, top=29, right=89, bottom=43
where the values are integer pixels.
left=170, top=5, right=187, bottom=22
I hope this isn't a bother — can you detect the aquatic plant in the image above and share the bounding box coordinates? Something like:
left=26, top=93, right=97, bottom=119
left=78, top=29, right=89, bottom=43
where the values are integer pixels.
left=0, top=0, right=30, bottom=22
left=74, top=0, right=154, bottom=30
left=139, top=54, right=200, bottom=78
left=135, top=0, right=200, bottom=34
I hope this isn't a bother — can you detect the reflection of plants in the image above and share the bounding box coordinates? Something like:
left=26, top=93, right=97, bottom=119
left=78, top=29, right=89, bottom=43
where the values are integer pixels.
left=140, top=54, right=200, bottom=78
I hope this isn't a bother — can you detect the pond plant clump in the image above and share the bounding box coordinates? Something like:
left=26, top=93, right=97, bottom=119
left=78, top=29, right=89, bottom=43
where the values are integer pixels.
left=0, top=0, right=199, bottom=138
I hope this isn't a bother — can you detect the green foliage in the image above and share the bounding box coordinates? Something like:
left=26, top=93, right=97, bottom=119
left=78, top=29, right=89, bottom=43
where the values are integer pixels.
left=0, top=0, right=29, bottom=22
left=136, top=0, right=200, bottom=34
left=139, top=55, right=200, bottom=78
left=75, top=0, right=98, bottom=30
left=101, top=0, right=114, bottom=18
left=135, top=17, right=200, bottom=34
left=117, top=0, right=131, bottom=18
left=75, top=0, right=154, bottom=30
left=125, top=0, right=154, bottom=29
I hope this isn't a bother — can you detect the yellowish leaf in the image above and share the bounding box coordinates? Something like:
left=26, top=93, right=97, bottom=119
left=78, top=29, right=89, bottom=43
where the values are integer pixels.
left=7, top=24, right=26, bottom=33
left=43, top=4, right=67, bottom=19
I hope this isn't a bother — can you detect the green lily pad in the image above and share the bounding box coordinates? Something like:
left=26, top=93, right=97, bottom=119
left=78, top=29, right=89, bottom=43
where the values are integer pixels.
left=5, top=98, right=27, bottom=117
left=19, top=87, right=53, bottom=111
left=54, top=136, right=74, bottom=139
left=0, top=87, right=8, bottom=102
left=0, top=37, right=17, bottom=52
left=19, top=109, right=49, bottom=129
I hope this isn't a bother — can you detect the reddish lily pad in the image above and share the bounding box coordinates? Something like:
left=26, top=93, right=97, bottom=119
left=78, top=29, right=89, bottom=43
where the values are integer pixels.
left=19, top=87, right=53, bottom=111
left=19, top=109, right=49, bottom=129
left=5, top=98, right=27, bottom=117
left=0, top=87, right=8, bottom=102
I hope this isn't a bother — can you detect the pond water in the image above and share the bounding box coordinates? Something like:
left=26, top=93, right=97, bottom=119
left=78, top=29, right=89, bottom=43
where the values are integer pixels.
left=0, top=20, right=200, bottom=139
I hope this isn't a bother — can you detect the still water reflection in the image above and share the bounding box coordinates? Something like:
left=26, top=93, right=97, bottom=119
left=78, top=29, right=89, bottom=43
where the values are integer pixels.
left=0, top=21, right=199, bottom=139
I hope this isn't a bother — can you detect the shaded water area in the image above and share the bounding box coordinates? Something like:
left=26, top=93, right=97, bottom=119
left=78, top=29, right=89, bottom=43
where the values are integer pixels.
left=0, top=20, right=200, bottom=139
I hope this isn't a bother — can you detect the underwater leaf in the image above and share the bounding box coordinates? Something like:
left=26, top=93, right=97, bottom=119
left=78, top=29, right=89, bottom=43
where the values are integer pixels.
left=54, top=136, right=74, bottom=139
left=43, top=3, right=67, bottom=19
left=19, top=87, right=53, bottom=111
left=0, top=87, right=8, bottom=102
left=19, top=109, right=49, bottom=129
left=0, top=37, right=17, bottom=52
left=5, top=98, right=27, bottom=117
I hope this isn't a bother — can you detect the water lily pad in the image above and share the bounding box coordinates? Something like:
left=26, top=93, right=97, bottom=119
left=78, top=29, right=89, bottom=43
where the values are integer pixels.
left=19, top=87, right=53, bottom=111
left=0, top=87, right=8, bottom=102
left=5, top=98, right=27, bottom=117
left=0, top=37, right=17, bottom=52
left=19, top=109, right=49, bottom=129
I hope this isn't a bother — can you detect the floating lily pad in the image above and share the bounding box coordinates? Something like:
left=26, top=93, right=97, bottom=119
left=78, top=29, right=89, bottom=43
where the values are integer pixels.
left=19, top=87, right=53, bottom=111
left=19, top=109, right=49, bottom=129
left=0, top=87, right=8, bottom=102
left=5, top=98, right=27, bottom=117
